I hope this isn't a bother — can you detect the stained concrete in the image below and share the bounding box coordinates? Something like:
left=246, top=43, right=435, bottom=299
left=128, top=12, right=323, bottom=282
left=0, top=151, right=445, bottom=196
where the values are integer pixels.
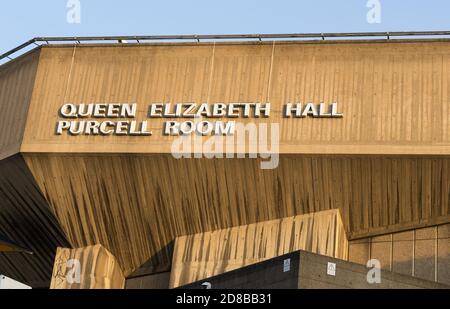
left=180, top=251, right=449, bottom=289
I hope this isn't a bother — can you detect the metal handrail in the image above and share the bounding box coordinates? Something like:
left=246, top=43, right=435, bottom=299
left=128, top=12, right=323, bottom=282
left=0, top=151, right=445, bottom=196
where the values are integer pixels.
left=2, top=30, right=450, bottom=63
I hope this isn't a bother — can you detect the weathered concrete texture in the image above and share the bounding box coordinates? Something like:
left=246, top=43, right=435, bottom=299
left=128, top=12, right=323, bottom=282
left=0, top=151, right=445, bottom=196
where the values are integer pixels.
left=347, top=223, right=450, bottom=285
left=0, top=154, right=70, bottom=288
left=181, top=251, right=449, bottom=289
left=50, top=245, right=125, bottom=289
left=170, top=209, right=347, bottom=288
left=297, top=251, right=446, bottom=289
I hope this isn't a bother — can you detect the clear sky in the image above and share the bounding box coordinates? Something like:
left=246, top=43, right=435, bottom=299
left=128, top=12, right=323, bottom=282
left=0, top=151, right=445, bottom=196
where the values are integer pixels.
left=1, top=0, right=450, bottom=55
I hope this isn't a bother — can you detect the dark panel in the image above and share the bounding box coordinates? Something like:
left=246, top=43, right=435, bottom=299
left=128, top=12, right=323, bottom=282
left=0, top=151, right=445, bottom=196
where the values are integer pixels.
left=0, top=154, right=70, bottom=288
left=180, top=252, right=300, bottom=289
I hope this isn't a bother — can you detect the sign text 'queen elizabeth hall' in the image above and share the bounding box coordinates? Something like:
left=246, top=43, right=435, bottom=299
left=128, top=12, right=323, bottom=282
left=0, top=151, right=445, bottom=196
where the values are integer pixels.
left=55, top=102, right=343, bottom=136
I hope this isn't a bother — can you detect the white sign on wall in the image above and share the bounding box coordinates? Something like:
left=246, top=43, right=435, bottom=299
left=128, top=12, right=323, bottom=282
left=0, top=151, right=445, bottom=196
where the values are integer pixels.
left=327, top=262, right=336, bottom=276
left=283, top=258, right=291, bottom=272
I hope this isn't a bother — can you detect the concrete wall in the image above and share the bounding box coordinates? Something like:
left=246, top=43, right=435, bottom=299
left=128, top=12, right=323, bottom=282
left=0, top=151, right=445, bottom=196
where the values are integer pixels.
left=348, top=223, right=450, bottom=285
left=126, top=272, right=171, bottom=289
left=180, top=253, right=300, bottom=289
left=170, top=209, right=347, bottom=288
left=298, top=251, right=446, bottom=289
left=181, top=251, right=448, bottom=289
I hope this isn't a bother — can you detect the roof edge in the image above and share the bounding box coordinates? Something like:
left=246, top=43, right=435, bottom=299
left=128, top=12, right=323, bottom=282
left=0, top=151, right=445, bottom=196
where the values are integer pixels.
left=3, top=30, right=450, bottom=64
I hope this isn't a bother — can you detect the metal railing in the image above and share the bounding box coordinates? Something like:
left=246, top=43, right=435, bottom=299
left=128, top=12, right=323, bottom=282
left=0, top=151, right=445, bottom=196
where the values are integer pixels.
left=2, top=30, right=450, bottom=63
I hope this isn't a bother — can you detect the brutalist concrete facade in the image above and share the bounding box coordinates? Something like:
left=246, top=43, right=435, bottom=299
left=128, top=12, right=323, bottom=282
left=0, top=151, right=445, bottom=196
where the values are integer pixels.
left=180, top=251, right=449, bottom=289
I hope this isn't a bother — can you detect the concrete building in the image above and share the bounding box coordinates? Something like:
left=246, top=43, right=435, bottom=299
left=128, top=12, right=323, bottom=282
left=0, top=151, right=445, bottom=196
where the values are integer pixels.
left=0, top=32, right=449, bottom=288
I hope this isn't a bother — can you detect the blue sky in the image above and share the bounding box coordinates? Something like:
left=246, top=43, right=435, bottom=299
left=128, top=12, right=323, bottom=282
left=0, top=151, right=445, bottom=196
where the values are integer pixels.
left=1, top=0, right=450, bottom=55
